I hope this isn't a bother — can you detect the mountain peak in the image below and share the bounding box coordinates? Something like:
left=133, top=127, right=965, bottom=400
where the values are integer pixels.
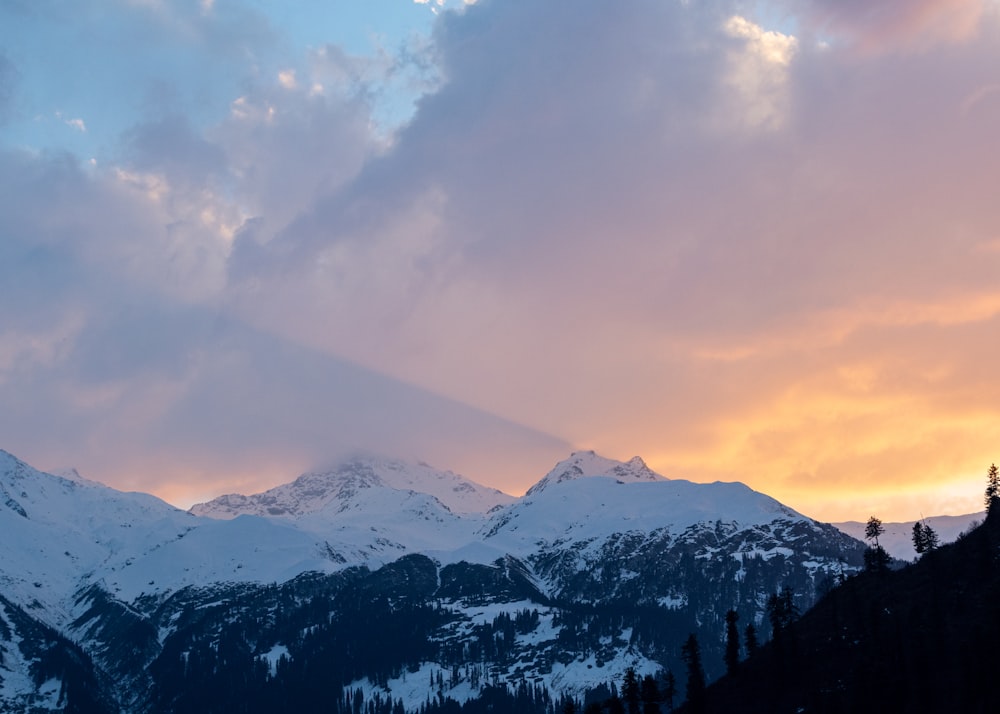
left=524, top=451, right=663, bottom=497
left=191, top=455, right=515, bottom=519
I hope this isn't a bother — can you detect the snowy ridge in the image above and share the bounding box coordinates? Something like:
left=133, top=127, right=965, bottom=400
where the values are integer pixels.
left=0, top=450, right=340, bottom=616
left=188, top=457, right=518, bottom=565
left=191, top=457, right=515, bottom=518
left=479, top=465, right=829, bottom=601
left=485, top=453, right=800, bottom=558
left=0, top=448, right=837, bottom=609
left=486, top=475, right=802, bottom=548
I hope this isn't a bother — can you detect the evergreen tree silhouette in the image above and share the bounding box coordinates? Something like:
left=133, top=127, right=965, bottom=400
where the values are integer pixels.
left=912, top=521, right=939, bottom=556
left=986, top=463, right=999, bottom=514
left=766, top=587, right=798, bottom=641
left=724, top=609, right=740, bottom=674
left=680, top=634, right=706, bottom=714
left=661, top=670, right=676, bottom=712
left=864, top=516, right=890, bottom=572
left=640, top=674, right=662, bottom=714
left=864, top=516, right=884, bottom=549
left=622, top=667, right=640, bottom=714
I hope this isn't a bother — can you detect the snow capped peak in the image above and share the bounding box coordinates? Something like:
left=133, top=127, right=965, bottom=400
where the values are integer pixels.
left=191, top=455, right=515, bottom=519
left=524, top=451, right=664, bottom=497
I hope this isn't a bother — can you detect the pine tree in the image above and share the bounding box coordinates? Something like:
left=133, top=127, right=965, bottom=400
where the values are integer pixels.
left=680, top=634, right=706, bottom=714
left=724, top=609, right=740, bottom=675
left=622, top=667, right=640, bottom=714
left=912, top=521, right=939, bottom=556
left=661, top=671, right=676, bottom=712
left=863, top=544, right=891, bottom=572
left=912, top=521, right=925, bottom=555
left=922, top=523, right=939, bottom=551
left=766, top=587, right=799, bottom=641
left=640, top=674, right=662, bottom=714
left=864, top=516, right=890, bottom=572
left=865, top=516, right=885, bottom=549
left=986, top=464, right=999, bottom=514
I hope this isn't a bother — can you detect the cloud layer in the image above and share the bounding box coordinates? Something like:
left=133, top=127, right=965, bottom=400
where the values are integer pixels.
left=1, top=0, right=998, bottom=520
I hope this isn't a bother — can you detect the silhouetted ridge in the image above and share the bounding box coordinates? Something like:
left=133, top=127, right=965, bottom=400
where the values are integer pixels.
left=683, top=511, right=1000, bottom=713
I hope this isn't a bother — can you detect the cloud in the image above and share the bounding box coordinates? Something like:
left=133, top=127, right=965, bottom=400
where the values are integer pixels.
left=794, top=0, right=989, bottom=53
left=0, top=1, right=568, bottom=505
left=229, top=0, right=999, bottom=518
left=721, top=16, right=797, bottom=131
left=2, top=0, right=999, bottom=520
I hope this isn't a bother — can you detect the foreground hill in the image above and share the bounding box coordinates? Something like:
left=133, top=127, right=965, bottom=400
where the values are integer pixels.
left=685, top=509, right=1000, bottom=713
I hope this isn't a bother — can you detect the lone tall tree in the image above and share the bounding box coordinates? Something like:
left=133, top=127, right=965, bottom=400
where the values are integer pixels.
left=912, top=521, right=939, bottom=556
left=680, top=634, right=706, bottom=714
left=865, top=516, right=885, bottom=548
left=986, top=464, right=999, bottom=514
left=724, top=609, right=740, bottom=674
left=864, top=515, right=890, bottom=572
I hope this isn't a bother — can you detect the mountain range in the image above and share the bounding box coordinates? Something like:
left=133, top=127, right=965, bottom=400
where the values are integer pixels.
left=0, top=447, right=947, bottom=712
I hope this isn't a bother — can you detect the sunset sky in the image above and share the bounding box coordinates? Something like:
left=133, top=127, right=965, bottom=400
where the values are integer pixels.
left=2, top=0, right=998, bottom=522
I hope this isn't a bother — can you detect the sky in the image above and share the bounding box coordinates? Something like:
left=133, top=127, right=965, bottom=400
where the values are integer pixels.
left=1, top=0, right=999, bottom=522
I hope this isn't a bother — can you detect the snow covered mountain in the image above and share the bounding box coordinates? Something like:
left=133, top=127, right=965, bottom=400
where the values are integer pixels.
left=487, top=451, right=798, bottom=546
left=0, top=450, right=345, bottom=614
left=473, top=451, right=863, bottom=608
left=0, top=449, right=196, bottom=619
left=188, top=457, right=518, bottom=567
left=0, top=447, right=870, bottom=713
left=191, top=457, right=515, bottom=518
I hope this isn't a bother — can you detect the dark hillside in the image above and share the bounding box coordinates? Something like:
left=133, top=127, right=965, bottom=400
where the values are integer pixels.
left=681, top=511, right=1000, bottom=713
